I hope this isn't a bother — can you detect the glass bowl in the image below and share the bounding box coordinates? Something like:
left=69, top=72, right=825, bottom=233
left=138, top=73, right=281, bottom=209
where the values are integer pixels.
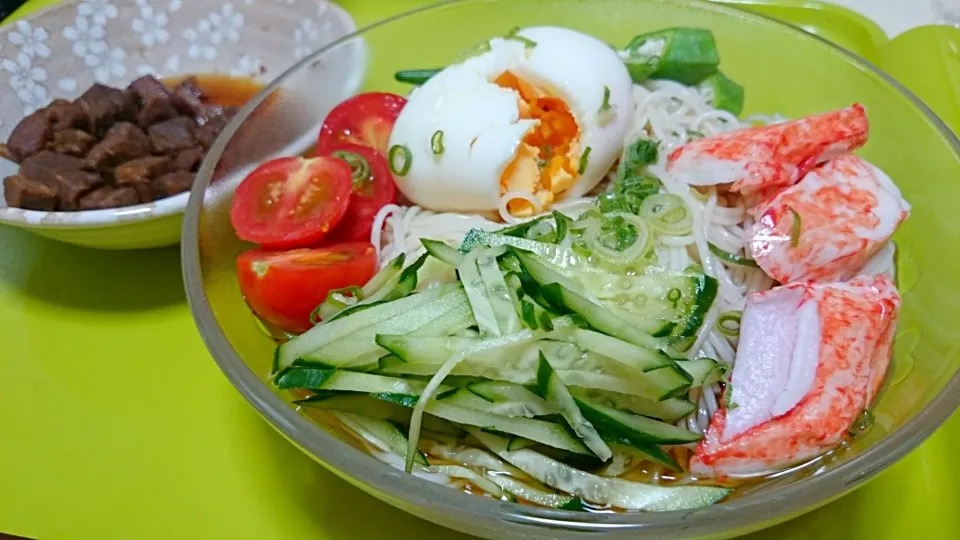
left=182, top=0, right=960, bottom=538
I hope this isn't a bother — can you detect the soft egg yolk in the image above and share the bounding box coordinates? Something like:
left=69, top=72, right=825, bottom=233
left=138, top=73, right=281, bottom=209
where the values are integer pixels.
left=494, top=71, right=581, bottom=217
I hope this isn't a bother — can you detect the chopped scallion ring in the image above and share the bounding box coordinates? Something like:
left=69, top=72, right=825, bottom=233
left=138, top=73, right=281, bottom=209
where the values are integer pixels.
left=331, top=149, right=371, bottom=187
left=389, top=144, right=413, bottom=176
left=708, top=243, right=759, bottom=268
left=578, top=146, right=592, bottom=175
left=787, top=206, right=802, bottom=247
left=667, top=288, right=682, bottom=307
left=662, top=207, right=687, bottom=224
left=311, top=286, right=365, bottom=325
left=638, top=193, right=693, bottom=235
left=581, top=212, right=651, bottom=266
left=431, top=130, right=445, bottom=155
left=716, top=310, right=742, bottom=337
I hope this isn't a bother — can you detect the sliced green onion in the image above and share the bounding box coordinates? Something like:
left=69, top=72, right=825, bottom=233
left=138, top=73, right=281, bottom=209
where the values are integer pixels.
left=716, top=310, right=742, bottom=337
left=552, top=210, right=573, bottom=244
left=596, top=191, right=627, bottom=214
left=708, top=243, right=759, bottom=268
left=597, top=86, right=614, bottom=125
left=431, top=130, right=445, bottom=155
left=581, top=212, right=651, bottom=266
left=667, top=288, right=682, bottom=307
left=388, top=144, right=412, bottom=176
left=504, top=27, right=537, bottom=48
left=601, top=174, right=661, bottom=215
left=331, top=149, right=371, bottom=187
left=638, top=193, right=693, bottom=235
left=310, top=286, right=365, bottom=325
left=599, top=86, right=612, bottom=113
left=616, top=139, right=658, bottom=182
left=787, top=206, right=802, bottom=247
left=688, top=130, right=705, bottom=140
left=663, top=207, right=686, bottom=224
left=722, top=385, right=739, bottom=411
left=577, top=146, right=592, bottom=175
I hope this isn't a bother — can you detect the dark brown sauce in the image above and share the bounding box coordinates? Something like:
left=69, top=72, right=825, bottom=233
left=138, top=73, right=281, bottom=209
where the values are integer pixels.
left=164, top=74, right=264, bottom=108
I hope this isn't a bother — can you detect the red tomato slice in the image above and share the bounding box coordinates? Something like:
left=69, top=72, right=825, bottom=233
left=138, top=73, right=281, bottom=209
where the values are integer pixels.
left=316, top=92, right=407, bottom=155
left=321, top=143, right=398, bottom=243
left=230, top=156, right=353, bottom=249
left=237, top=243, right=378, bottom=333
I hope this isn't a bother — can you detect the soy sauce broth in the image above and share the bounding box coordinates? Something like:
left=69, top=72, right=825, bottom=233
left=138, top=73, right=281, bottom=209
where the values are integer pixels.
left=163, top=73, right=265, bottom=108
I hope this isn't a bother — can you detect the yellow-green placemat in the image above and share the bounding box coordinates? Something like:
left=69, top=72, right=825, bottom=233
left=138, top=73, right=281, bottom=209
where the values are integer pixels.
left=0, top=1, right=957, bottom=539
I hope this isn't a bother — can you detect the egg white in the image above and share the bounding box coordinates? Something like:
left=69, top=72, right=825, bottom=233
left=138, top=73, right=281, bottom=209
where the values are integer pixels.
left=388, top=26, right=633, bottom=213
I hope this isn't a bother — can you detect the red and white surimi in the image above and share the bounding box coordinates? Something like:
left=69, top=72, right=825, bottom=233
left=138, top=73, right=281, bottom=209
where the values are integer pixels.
left=691, top=274, right=901, bottom=478
left=746, top=155, right=910, bottom=284
left=666, top=104, right=868, bottom=196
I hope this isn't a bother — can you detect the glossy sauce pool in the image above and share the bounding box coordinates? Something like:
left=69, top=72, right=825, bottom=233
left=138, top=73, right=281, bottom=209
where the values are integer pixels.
left=164, top=73, right=265, bottom=108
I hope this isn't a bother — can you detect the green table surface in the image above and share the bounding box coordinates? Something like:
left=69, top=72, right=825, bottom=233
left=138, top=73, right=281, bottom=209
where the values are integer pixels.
left=1, top=1, right=957, bottom=539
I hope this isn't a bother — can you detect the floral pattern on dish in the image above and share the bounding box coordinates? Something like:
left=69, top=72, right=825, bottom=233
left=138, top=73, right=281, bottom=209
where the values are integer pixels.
left=0, top=0, right=356, bottom=134
left=0, top=0, right=360, bottom=237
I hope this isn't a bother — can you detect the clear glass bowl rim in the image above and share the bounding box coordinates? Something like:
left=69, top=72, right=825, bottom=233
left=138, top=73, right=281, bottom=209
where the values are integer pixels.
left=182, top=0, right=960, bottom=535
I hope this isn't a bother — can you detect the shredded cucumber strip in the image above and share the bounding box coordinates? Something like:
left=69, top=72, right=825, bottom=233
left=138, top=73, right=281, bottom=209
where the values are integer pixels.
left=569, top=329, right=669, bottom=372
left=380, top=395, right=590, bottom=455
left=421, top=239, right=464, bottom=266
left=319, top=371, right=453, bottom=395
left=425, top=465, right=507, bottom=499
left=278, top=283, right=461, bottom=369
left=304, top=286, right=470, bottom=364
left=466, top=381, right=556, bottom=417
left=471, top=430, right=731, bottom=511
left=380, top=360, right=683, bottom=401
left=458, top=252, right=501, bottom=338
left=298, top=393, right=463, bottom=436
left=420, top=441, right=520, bottom=475
left=333, top=412, right=428, bottom=466
left=486, top=474, right=581, bottom=509
left=477, top=251, right=522, bottom=334
left=569, top=388, right=696, bottom=422
left=537, top=351, right=612, bottom=461
left=405, top=330, right=537, bottom=472
left=409, top=301, right=476, bottom=337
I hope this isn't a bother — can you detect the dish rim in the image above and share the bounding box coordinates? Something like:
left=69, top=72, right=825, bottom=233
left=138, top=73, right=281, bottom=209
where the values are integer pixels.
left=182, top=0, right=960, bottom=535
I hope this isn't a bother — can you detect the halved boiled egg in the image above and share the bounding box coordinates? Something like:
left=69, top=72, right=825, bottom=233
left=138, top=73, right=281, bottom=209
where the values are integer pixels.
left=388, top=26, right=633, bottom=219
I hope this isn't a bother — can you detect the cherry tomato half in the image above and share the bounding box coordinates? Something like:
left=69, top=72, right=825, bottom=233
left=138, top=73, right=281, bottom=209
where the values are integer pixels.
left=321, top=143, right=398, bottom=243
left=237, top=243, right=378, bottom=333
left=230, top=156, right=353, bottom=249
left=316, top=92, right=407, bottom=155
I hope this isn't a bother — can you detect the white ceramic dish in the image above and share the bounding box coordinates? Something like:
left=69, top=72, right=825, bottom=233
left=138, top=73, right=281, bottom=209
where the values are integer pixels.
left=0, top=0, right=360, bottom=249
